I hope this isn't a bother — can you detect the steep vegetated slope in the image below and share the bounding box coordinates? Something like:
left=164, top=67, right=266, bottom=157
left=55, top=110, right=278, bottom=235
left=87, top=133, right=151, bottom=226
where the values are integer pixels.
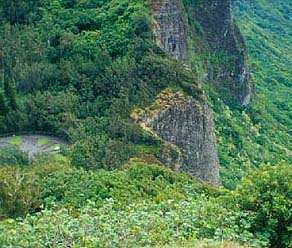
left=0, top=1, right=291, bottom=247
left=212, top=0, right=292, bottom=188
left=0, top=0, right=198, bottom=172
left=0, top=0, right=290, bottom=183
left=0, top=0, right=223, bottom=185
left=234, top=0, right=292, bottom=151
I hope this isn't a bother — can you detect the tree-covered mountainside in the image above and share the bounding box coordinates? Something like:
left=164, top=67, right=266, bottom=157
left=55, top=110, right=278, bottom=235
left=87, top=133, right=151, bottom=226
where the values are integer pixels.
left=0, top=0, right=201, bottom=172
left=0, top=0, right=209, bottom=174
left=0, top=0, right=291, bottom=247
left=210, top=0, right=292, bottom=188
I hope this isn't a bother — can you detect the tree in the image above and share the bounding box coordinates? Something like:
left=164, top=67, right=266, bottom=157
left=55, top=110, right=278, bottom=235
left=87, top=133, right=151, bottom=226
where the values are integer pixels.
left=131, top=13, right=152, bottom=38
left=0, top=92, right=8, bottom=115
left=234, top=164, right=292, bottom=248
left=4, top=80, right=17, bottom=111
left=0, top=0, right=41, bottom=24
left=0, top=0, right=26, bottom=24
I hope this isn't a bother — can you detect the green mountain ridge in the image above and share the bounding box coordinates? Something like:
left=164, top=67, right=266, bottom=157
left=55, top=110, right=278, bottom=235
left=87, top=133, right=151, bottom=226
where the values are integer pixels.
left=0, top=0, right=291, bottom=247
left=214, top=0, right=292, bottom=188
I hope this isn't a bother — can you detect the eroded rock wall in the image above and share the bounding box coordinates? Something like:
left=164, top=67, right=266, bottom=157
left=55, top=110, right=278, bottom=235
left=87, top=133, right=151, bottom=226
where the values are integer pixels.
left=151, top=0, right=187, bottom=60
left=132, top=90, right=220, bottom=185
left=151, top=0, right=251, bottom=106
left=189, top=0, right=251, bottom=105
left=147, top=0, right=224, bottom=185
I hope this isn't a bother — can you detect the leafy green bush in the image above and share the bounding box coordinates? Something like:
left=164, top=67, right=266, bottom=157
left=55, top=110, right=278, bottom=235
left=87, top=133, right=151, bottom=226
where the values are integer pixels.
left=233, top=165, right=292, bottom=248
left=0, top=198, right=261, bottom=247
left=0, top=166, right=40, bottom=219
left=0, top=157, right=71, bottom=219
left=0, top=146, right=29, bottom=166
left=40, top=163, right=218, bottom=209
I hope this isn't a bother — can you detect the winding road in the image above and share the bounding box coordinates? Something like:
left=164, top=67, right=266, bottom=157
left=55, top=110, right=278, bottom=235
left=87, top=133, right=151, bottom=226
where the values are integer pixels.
left=0, top=134, right=68, bottom=157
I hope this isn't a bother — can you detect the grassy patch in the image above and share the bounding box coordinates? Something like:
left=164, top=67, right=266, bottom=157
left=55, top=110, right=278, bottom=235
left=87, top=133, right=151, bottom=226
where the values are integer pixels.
left=37, top=137, right=49, bottom=147
left=8, top=136, right=22, bottom=146
left=48, top=144, right=61, bottom=152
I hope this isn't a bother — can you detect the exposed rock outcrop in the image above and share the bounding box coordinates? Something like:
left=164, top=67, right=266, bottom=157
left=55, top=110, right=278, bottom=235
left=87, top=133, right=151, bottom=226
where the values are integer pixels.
left=147, top=0, right=251, bottom=184
left=132, top=90, right=220, bottom=185
left=146, top=0, right=228, bottom=185
left=189, top=0, right=251, bottom=105
left=151, top=0, right=187, bottom=61
left=151, top=0, right=251, bottom=106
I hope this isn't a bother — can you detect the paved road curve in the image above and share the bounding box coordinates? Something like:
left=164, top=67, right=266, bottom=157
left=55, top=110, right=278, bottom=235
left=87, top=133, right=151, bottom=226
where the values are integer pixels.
left=0, top=135, right=68, bottom=157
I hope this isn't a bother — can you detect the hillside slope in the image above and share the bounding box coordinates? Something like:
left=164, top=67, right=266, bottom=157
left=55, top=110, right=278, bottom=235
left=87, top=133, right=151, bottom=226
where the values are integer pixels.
left=0, top=0, right=291, bottom=188
left=0, top=1, right=291, bottom=247
left=207, top=0, right=292, bottom=188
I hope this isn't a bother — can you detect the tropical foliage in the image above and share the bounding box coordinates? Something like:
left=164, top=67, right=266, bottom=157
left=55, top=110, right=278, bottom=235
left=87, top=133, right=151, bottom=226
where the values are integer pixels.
left=0, top=0, right=291, bottom=247
left=0, top=160, right=290, bottom=247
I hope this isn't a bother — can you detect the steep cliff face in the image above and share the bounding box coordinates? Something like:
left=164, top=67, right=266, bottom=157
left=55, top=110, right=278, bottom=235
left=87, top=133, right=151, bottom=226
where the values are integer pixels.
left=151, top=0, right=251, bottom=105
left=151, top=0, right=187, bottom=60
left=142, top=0, right=228, bottom=185
left=144, top=0, right=251, bottom=184
left=132, top=90, right=219, bottom=185
left=189, top=0, right=251, bottom=105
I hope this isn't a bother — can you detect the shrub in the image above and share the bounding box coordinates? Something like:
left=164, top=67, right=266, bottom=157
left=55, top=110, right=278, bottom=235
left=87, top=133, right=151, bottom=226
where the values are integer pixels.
left=0, top=146, right=29, bottom=166
left=0, top=198, right=261, bottom=247
left=0, top=157, right=71, bottom=219
left=0, top=166, right=40, bottom=219
left=233, top=164, right=292, bottom=248
left=40, top=164, right=208, bottom=209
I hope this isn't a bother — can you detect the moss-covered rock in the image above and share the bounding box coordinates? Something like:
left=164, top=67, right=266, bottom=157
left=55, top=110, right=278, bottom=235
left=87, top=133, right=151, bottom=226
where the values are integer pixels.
left=132, top=89, right=219, bottom=185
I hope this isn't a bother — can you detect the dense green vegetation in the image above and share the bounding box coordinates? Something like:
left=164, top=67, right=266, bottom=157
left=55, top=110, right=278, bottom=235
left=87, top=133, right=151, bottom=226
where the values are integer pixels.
left=207, top=0, right=292, bottom=188
left=0, top=0, right=291, bottom=247
left=0, top=0, right=203, bottom=171
left=0, top=158, right=290, bottom=247
left=0, top=145, right=29, bottom=166
left=1, top=0, right=290, bottom=186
